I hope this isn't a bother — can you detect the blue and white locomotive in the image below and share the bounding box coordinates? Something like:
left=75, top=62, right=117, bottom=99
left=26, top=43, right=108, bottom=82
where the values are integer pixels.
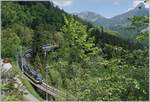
left=23, top=65, right=43, bottom=84
left=18, top=49, right=43, bottom=84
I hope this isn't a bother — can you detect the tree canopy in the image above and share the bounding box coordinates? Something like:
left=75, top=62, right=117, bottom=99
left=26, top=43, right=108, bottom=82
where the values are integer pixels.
left=1, top=1, right=149, bottom=101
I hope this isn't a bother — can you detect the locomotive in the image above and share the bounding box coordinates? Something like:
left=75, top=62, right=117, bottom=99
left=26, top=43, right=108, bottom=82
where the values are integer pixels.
left=18, top=49, right=43, bottom=84
left=18, top=44, right=58, bottom=84
left=23, top=64, right=43, bottom=84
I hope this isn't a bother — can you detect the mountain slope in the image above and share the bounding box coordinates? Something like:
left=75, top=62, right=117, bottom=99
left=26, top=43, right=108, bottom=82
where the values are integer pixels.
left=2, top=1, right=148, bottom=101
left=75, top=3, right=149, bottom=38
left=75, top=11, right=110, bottom=26
left=110, top=3, right=149, bottom=26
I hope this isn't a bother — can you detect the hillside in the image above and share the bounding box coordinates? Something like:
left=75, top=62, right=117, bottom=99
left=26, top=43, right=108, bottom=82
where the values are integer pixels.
left=75, top=3, right=149, bottom=38
left=74, top=11, right=110, bottom=26
left=1, top=1, right=149, bottom=101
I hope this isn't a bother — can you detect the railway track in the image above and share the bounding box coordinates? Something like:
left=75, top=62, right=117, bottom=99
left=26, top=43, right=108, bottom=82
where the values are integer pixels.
left=18, top=45, right=76, bottom=100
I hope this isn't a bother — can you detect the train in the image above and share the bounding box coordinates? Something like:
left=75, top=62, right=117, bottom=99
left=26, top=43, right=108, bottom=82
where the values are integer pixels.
left=18, top=45, right=58, bottom=84
left=22, top=64, right=43, bottom=84
left=18, top=49, right=43, bottom=84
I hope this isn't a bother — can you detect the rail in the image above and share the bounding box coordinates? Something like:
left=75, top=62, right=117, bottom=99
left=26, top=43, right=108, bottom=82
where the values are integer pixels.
left=18, top=45, right=76, bottom=101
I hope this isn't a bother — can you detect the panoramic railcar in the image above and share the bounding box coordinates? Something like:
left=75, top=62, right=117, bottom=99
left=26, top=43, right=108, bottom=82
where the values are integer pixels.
left=23, top=64, right=43, bottom=84
left=18, top=48, right=43, bottom=84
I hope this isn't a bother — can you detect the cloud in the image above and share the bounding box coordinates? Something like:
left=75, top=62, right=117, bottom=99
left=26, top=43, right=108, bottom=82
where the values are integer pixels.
left=127, top=8, right=134, bottom=11
left=113, top=0, right=120, bottom=6
left=114, top=1, right=119, bottom=5
left=127, top=0, right=149, bottom=11
left=133, top=0, right=149, bottom=8
left=50, top=0, right=73, bottom=7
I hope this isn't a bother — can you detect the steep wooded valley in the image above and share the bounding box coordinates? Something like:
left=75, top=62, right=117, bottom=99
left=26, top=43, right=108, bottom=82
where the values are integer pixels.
left=1, top=1, right=149, bottom=101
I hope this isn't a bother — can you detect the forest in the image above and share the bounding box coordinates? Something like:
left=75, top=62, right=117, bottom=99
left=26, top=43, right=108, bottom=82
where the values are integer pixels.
left=1, top=1, right=149, bottom=101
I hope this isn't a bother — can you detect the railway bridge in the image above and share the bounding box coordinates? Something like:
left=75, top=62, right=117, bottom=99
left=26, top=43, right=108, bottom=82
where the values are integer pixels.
left=18, top=45, right=76, bottom=101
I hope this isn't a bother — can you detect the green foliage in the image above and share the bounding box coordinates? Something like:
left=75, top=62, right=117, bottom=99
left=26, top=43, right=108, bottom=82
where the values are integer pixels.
left=33, top=54, right=43, bottom=73
left=12, top=63, right=44, bottom=101
left=31, top=25, right=50, bottom=60
left=48, top=68, right=62, bottom=88
left=10, top=23, right=34, bottom=46
left=2, top=28, right=21, bottom=58
left=2, top=2, right=19, bottom=27
left=61, top=16, right=100, bottom=62
left=128, top=16, right=149, bottom=43
left=1, top=64, right=24, bottom=101
left=1, top=1, right=149, bottom=101
left=128, top=16, right=148, bottom=29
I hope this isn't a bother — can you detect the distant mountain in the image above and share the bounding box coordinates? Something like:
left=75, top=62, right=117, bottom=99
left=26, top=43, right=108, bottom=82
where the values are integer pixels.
left=110, top=3, right=149, bottom=26
left=74, top=11, right=110, bottom=26
left=75, top=3, right=149, bottom=38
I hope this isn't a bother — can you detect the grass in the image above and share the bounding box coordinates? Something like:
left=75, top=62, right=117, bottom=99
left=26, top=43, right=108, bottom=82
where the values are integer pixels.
left=12, top=61, right=75, bottom=101
left=12, top=62, right=44, bottom=101
left=21, top=78, right=44, bottom=101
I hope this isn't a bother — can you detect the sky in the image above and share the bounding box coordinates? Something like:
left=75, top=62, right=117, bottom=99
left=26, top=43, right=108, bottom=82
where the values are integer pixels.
left=50, top=0, right=149, bottom=18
